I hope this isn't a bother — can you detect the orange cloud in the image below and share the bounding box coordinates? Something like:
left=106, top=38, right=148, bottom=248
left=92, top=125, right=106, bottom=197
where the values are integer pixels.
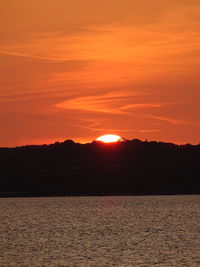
left=55, top=91, right=163, bottom=115
left=147, top=115, right=200, bottom=125
left=70, top=123, right=135, bottom=133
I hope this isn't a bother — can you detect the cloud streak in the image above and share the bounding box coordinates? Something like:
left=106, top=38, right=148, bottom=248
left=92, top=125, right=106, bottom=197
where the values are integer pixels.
left=147, top=115, right=200, bottom=125
left=55, top=92, right=198, bottom=127
left=55, top=91, right=162, bottom=115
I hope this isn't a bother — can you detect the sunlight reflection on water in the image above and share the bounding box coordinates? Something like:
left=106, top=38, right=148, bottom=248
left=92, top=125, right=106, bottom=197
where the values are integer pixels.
left=0, top=195, right=200, bottom=266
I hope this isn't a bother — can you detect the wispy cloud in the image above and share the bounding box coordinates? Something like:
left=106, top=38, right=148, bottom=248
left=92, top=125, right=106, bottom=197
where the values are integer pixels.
left=0, top=49, right=59, bottom=61
left=1, top=19, right=200, bottom=66
left=147, top=115, right=200, bottom=125
left=139, top=129, right=161, bottom=133
left=121, top=103, right=163, bottom=110
left=55, top=92, right=198, bottom=127
left=70, top=123, right=134, bottom=133
left=55, top=91, right=161, bottom=115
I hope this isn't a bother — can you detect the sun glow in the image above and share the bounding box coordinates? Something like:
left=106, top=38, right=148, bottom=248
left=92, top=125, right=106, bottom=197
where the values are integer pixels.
left=96, top=134, right=123, bottom=143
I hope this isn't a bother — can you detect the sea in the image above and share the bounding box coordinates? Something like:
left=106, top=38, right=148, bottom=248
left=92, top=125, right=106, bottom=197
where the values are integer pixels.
left=0, top=195, right=200, bottom=267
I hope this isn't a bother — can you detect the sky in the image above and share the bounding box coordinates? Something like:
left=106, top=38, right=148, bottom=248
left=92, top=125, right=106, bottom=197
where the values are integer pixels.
left=0, top=0, right=200, bottom=146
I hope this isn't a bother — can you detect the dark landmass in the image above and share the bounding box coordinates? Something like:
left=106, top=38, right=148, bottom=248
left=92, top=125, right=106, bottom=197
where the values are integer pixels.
left=0, top=139, right=200, bottom=197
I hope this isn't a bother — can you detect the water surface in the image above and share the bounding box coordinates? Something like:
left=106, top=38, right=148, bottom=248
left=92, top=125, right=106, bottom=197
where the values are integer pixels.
left=0, top=195, right=200, bottom=266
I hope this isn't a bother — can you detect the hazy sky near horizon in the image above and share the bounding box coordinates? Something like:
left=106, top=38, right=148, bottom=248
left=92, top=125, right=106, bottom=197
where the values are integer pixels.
left=1, top=0, right=200, bottom=146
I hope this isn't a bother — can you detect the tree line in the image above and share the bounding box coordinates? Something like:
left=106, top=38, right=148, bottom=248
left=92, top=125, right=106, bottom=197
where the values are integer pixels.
left=0, top=139, right=199, bottom=196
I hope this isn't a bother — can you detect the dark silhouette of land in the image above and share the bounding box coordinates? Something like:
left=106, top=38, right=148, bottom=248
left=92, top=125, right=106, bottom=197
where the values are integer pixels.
left=0, top=139, right=199, bottom=197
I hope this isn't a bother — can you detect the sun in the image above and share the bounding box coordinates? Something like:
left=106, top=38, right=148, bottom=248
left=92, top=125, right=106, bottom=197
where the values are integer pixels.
left=96, top=134, right=123, bottom=143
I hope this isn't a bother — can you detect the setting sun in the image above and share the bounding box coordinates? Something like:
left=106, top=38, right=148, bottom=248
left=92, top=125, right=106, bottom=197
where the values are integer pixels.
left=96, top=134, right=123, bottom=143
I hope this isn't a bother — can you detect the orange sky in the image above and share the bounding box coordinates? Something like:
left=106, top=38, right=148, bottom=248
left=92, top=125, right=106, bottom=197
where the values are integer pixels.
left=1, top=0, right=200, bottom=146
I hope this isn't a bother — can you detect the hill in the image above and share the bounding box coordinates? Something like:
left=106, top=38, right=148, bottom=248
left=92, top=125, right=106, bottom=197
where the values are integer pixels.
left=0, top=139, right=199, bottom=196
